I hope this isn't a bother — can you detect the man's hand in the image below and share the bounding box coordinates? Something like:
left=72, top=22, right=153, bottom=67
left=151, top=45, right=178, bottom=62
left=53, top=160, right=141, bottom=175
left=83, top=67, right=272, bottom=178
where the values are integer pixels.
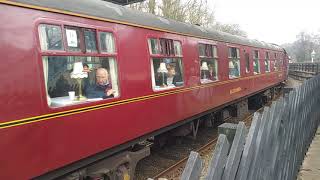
left=106, top=89, right=115, bottom=96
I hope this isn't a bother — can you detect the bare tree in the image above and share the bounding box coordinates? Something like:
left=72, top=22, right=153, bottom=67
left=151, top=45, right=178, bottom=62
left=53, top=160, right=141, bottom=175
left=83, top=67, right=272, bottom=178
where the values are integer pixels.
left=128, top=0, right=247, bottom=37
left=159, top=0, right=186, bottom=22
left=282, top=31, right=320, bottom=62
left=213, top=23, right=248, bottom=37
left=185, top=0, right=214, bottom=27
left=147, top=0, right=156, bottom=14
left=129, top=1, right=146, bottom=11
left=128, top=0, right=213, bottom=26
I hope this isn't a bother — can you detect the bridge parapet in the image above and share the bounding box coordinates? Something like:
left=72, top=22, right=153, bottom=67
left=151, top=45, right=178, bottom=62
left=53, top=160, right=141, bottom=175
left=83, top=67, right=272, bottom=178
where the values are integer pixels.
left=289, top=62, right=320, bottom=80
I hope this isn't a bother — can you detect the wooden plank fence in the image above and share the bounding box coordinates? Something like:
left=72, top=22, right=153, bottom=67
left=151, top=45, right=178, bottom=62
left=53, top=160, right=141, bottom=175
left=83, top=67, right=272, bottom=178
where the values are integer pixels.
left=150, top=74, right=320, bottom=180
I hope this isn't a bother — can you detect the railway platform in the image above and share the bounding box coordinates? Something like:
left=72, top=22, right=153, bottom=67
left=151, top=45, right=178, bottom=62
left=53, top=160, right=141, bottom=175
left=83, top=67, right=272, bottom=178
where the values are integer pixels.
left=297, top=127, right=320, bottom=180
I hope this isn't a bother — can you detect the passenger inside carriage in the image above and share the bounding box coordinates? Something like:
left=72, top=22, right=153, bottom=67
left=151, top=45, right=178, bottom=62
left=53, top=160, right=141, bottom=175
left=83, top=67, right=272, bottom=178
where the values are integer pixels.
left=84, top=68, right=115, bottom=99
left=166, top=65, right=178, bottom=86
left=155, top=64, right=183, bottom=87
left=207, top=64, right=217, bottom=81
left=44, top=56, right=119, bottom=107
left=200, top=62, right=217, bottom=82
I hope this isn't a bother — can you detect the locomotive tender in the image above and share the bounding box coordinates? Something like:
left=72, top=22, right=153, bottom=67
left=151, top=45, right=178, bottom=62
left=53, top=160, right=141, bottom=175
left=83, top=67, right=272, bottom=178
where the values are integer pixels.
left=0, top=0, right=288, bottom=179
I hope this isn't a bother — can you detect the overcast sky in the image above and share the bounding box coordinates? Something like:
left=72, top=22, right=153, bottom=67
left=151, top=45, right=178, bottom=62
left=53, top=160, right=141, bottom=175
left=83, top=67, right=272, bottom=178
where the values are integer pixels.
left=211, top=0, right=320, bottom=45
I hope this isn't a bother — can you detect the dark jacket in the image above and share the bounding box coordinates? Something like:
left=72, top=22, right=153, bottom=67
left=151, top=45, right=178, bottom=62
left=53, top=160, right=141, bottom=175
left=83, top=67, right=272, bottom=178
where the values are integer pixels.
left=84, top=83, right=114, bottom=99
left=155, top=73, right=183, bottom=87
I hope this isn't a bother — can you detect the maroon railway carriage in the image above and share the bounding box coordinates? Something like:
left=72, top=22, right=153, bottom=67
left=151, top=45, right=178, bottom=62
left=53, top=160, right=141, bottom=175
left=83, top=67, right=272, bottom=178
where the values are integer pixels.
left=0, top=0, right=288, bottom=179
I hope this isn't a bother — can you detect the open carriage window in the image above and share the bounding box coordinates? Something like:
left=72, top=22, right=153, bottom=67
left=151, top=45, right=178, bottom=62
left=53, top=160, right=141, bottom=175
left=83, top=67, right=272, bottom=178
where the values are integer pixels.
left=228, top=47, right=240, bottom=79
left=151, top=58, right=184, bottom=90
left=42, top=56, right=119, bottom=107
left=199, top=43, right=218, bottom=83
left=39, top=24, right=119, bottom=107
left=253, top=50, right=260, bottom=74
left=38, top=24, right=64, bottom=51
left=148, top=38, right=184, bottom=91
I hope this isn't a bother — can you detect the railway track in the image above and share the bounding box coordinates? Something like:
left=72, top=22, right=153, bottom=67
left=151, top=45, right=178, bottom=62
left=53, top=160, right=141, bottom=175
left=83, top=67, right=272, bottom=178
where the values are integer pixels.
left=151, top=108, right=263, bottom=180
left=135, top=92, right=283, bottom=180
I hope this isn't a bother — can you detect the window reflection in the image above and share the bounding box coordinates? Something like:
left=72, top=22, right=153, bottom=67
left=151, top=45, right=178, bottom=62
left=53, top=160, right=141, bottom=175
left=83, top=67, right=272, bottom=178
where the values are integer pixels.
left=99, top=32, right=116, bottom=53
left=38, top=24, right=64, bottom=51
left=84, top=29, right=97, bottom=53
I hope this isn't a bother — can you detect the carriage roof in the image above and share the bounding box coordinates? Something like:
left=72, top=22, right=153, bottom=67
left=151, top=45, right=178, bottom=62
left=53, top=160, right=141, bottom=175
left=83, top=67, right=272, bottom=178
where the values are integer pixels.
left=7, top=0, right=283, bottom=51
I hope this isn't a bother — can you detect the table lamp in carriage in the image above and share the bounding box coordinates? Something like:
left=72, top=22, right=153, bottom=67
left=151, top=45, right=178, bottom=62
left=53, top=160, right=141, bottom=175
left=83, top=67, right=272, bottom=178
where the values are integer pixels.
left=200, top=61, right=209, bottom=79
left=70, top=62, right=88, bottom=101
left=157, top=62, right=168, bottom=87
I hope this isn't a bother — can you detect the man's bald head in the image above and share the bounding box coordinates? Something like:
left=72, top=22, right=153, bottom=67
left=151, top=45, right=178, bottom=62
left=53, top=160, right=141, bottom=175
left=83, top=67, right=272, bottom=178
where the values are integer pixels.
left=96, top=68, right=109, bottom=85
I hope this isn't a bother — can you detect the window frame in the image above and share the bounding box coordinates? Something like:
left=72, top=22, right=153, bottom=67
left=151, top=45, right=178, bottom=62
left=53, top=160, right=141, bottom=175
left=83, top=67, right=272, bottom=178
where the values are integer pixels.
left=83, top=28, right=99, bottom=54
left=244, top=50, right=251, bottom=74
left=274, top=52, right=282, bottom=71
left=64, top=25, right=83, bottom=53
left=36, top=21, right=120, bottom=109
left=38, top=23, right=66, bottom=53
left=228, top=46, right=241, bottom=79
left=253, top=49, right=261, bottom=75
left=265, top=51, right=270, bottom=72
left=147, top=36, right=185, bottom=92
left=198, top=43, right=219, bottom=84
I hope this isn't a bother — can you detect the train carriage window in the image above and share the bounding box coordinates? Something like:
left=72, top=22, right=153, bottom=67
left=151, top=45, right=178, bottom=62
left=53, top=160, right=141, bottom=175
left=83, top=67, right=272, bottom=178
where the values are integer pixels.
left=265, top=51, right=270, bottom=72
left=159, top=38, right=175, bottom=55
left=278, top=59, right=283, bottom=71
left=253, top=50, right=260, bottom=74
left=174, top=41, right=182, bottom=56
left=65, top=26, right=81, bottom=52
left=199, top=43, right=218, bottom=83
left=271, top=60, right=275, bottom=71
left=38, top=24, right=119, bottom=107
left=228, top=47, right=240, bottom=79
left=148, top=38, right=159, bottom=54
left=42, top=56, right=119, bottom=107
left=99, top=32, right=116, bottom=53
left=38, top=24, right=64, bottom=51
left=148, top=38, right=184, bottom=91
left=274, top=53, right=281, bottom=71
left=84, top=29, right=97, bottom=53
left=245, top=52, right=250, bottom=73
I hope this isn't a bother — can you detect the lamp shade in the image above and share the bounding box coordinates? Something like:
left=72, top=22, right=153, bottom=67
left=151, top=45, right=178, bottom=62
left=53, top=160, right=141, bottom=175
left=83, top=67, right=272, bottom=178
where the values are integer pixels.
left=229, top=61, right=235, bottom=68
left=200, top=62, right=209, bottom=71
left=158, top=62, right=168, bottom=73
left=70, top=62, right=88, bottom=79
